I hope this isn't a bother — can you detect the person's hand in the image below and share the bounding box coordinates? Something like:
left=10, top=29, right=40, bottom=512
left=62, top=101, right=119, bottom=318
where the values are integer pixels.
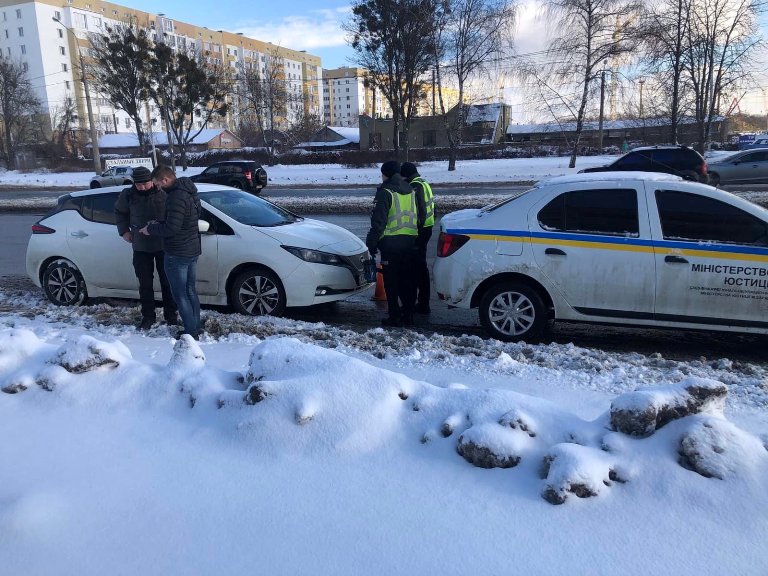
left=139, top=225, right=150, bottom=236
left=122, top=231, right=133, bottom=243
left=367, top=245, right=377, bottom=257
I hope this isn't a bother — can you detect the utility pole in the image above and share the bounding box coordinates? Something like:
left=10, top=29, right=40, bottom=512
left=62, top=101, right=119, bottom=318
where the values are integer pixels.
left=54, top=17, right=101, bottom=174
left=598, top=70, right=606, bottom=151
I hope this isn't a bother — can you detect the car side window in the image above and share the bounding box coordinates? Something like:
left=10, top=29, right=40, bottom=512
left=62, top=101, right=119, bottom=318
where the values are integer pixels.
left=741, top=151, right=768, bottom=162
left=538, top=189, right=639, bottom=236
left=651, top=150, right=678, bottom=165
left=115, top=167, right=127, bottom=174
left=200, top=208, right=234, bottom=235
left=231, top=165, right=243, bottom=174
left=204, top=166, right=220, bottom=176
left=81, top=193, right=119, bottom=225
left=613, top=152, right=648, bottom=168
left=656, top=190, right=768, bottom=245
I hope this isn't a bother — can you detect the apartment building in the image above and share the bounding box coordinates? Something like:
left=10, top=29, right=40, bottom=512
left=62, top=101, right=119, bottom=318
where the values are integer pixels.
left=322, top=67, right=390, bottom=127
left=0, top=0, right=323, bottom=139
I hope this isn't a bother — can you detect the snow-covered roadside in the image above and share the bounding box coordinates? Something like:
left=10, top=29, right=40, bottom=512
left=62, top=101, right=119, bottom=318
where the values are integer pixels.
left=0, top=155, right=617, bottom=189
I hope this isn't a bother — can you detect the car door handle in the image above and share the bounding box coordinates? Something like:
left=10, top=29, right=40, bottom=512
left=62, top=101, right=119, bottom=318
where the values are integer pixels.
left=70, top=231, right=89, bottom=238
left=545, top=248, right=566, bottom=256
left=665, top=255, right=688, bottom=264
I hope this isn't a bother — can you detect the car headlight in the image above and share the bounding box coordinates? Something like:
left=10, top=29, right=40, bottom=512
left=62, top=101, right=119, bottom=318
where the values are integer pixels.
left=282, top=245, right=345, bottom=265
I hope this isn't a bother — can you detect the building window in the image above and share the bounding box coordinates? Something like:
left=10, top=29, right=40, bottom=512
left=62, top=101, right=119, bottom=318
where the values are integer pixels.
left=58, top=46, right=64, bottom=55
left=65, top=80, right=70, bottom=89
left=423, top=130, right=437, bottom=147
left=22, top=62, right=27, bottom=72
left=125, top=117, right=131, bottom=128
left=57, top=28, right=63, bottom=38
left=5, top=47, right=9, bottom=56
left=15, top=9, right=21, bottom=18
left=62, top=63, right=68, bottom=72
left=73, top=13, right=86, bottom=29
left=4, top=30, right=7, bottom=39
left=21, top=45, right=26, bottom=54
left=54, top=10, right=61, bottom=20
left=17, top=27, right=23, bottom=37
left=2, top=12, right=5, bottom=21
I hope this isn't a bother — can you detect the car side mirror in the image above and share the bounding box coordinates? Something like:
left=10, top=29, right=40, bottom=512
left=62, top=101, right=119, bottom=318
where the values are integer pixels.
left=198, top=219, right=211, bottom=233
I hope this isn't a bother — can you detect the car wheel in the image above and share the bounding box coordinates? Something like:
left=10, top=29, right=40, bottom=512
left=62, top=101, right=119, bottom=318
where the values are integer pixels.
left=230, top=268, right=286, bottom=316
left=42, top=259, right=88, bottom=306
left=255, top=167, right=268, bottom=186
left=709, top=172, right=721, bottom=187
left=90, top=181, right=101, bottom=189
left=229, top=180, right=243, bottom=190
left=479, top=282, right=547, bottom=342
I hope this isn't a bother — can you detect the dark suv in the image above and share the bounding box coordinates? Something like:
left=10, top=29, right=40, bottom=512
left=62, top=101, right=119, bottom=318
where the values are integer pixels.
left=579, top=145, right=709, bottom=183
left=191, top=161, right=268, bottom=194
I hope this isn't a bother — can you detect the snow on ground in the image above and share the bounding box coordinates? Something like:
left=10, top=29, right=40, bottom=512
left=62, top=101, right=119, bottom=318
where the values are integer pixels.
left=0, top=155, right=617, bottom=188
left=0, top=286, right=767, bottom=575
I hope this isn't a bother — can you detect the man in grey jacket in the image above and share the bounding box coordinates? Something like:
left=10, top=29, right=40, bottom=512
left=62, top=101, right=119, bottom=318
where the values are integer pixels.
left=139, top=165, right=202, bottom=339
left=114, top=166, right=178, bottom=330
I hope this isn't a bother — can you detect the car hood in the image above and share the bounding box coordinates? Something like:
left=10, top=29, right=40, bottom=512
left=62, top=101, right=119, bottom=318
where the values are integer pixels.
left=257, top=218, right=367, bottom=255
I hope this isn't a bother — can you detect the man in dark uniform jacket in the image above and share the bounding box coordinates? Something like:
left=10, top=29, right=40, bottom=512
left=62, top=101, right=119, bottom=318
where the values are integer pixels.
left=139, top=165, right=203, bottom=339
left=365, top=160, right=425, bottom=327
left=114, top=166, right=178, bottom=330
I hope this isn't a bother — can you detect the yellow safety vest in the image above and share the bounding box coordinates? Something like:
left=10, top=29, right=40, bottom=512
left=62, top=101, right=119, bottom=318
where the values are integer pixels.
left=382, top=188, right=418, bottom=237
left=413, top=176, right=434, bottom=227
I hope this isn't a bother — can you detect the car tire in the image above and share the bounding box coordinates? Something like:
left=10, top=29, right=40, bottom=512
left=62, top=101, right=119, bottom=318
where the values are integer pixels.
left=42, top=259, right=88, bottom=306
left=255, top=167, right=268, bottom=186
left=479, top=282, right=547, bottom=342
left=90, top=181, right=101, bottom=189
left=709, top=172, right=721, bottom=187
left=230, top=268, right=286, bottom=317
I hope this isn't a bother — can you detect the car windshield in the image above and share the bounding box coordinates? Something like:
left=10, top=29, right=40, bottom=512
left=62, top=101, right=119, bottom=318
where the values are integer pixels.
left=480, top=188, right=533, bottom=212
left=199, top=190, right=300, bottom=226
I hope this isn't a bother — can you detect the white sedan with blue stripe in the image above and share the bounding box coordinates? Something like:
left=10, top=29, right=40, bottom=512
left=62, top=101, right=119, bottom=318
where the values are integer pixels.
left=433, top=172, right=768, bottom=341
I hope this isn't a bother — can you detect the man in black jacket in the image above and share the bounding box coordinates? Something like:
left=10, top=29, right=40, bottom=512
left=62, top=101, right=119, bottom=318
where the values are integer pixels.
left=114, top=166, right=178, bottom=330
left=139, top=165, right=202, bottom=339
left=365, top=160, right=425, bottom=327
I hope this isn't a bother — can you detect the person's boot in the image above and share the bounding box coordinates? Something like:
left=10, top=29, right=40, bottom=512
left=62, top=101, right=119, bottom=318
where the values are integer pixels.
left=136, top=317, right=155, bottom=330
left=164, top=312, right=181, bottom=326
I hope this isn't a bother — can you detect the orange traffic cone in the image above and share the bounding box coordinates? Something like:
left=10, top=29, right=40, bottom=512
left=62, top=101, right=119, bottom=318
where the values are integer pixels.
left=372, top=267, right=387, bottom=301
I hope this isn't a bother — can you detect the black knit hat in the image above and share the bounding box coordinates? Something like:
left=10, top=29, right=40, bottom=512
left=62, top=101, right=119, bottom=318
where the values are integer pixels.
left=132, top=166, right=152, bottom=184
left=380, top=160, right=400, bottom=178
left=401, top=162, right=418, bottom=179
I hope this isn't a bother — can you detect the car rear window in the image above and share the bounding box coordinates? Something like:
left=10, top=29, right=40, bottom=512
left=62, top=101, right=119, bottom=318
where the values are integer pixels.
left=199, top=190, right=299, bottom=226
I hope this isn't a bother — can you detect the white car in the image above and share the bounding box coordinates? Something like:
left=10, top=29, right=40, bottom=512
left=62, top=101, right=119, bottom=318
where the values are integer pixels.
left=27, top=184, right=373, bottom=316
left=433, top=172, right=768, bottom=341
left=90, top=166, right=137, bottom=188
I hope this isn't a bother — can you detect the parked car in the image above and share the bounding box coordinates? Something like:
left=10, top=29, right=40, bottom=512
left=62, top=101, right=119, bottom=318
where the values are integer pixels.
left=707, top=149, right=768, bottom=186
left=27, top=184, right=372, bottom=316
left=579, top=145, right=709, bottom=182
left=190, top=161, right=268, bottom=194
left=739, top=136, right=768, bottom=150
left=90, top=166, right=137, bottom=188
left=433, top=172, right=768, bottom=342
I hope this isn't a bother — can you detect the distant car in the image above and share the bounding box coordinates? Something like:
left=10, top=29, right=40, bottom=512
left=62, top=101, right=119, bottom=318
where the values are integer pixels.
left=90, top=165, right=137, bottom=188
left=26, top=184, right=372, bottom=317
left=579, top=145, right=709, bottom=183
left=739, top=136, right=768, bottom=150
left=707, top=149, right=768, bottom=186
left=190, top=161, right=268, bottom=194
left=433, top=172, right=768, bottom=342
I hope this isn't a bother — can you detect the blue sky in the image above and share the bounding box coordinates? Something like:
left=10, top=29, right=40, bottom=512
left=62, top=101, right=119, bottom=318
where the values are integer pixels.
left=124, top=0, right=356, bottom=68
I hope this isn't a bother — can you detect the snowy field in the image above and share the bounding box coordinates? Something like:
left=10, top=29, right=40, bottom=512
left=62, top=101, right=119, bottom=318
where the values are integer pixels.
left=1, top=153, right=767, bottom=575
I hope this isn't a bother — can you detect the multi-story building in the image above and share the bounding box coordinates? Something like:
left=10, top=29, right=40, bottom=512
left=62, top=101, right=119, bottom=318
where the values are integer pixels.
left=322, top=66, right=390, bottom=127
left=0, top=0, right=323, bottom=140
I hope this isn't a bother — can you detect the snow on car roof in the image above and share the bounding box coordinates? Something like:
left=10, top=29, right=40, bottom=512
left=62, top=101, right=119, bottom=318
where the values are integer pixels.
left=536, top=171, right=685, bottom=187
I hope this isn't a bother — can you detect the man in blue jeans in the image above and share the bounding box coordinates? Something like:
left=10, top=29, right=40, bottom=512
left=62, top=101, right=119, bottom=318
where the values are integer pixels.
left=139, top=165, right=202, bottom=339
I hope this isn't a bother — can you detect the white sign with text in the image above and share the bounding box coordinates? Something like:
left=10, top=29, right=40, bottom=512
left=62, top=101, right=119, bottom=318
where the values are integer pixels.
left=104, top=157, right=153, bottom=170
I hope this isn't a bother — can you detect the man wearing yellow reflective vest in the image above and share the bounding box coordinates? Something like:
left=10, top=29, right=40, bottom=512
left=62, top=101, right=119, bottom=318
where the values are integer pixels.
left=401, top=162, right=433, bottom=314
left=366, top=160, right=426, bottom=327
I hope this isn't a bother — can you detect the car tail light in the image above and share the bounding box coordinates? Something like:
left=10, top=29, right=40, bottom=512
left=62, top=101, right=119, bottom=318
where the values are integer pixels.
left=244, top=170, right=253, bottom=180
left=700, top=161, right=708, bottom=176
left=32, top=223, right=55, bottom=234
left=437, top=232, right=470, bottom=257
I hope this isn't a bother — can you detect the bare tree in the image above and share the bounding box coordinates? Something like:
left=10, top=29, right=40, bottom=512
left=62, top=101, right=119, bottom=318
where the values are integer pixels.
left=682, top=0, right=764, bottom=152
left=520, top=0, right=641, bottom=167
left=432, top=0, right=515, bottom=170
left=347, top=0, right=442, bottom=159
left=149, top=43, right=229, bottom=170
left=88, top=21, right=153, bottom=153
left=48, top=95, right=80, bottom=158
left=638, top=0, right=693, bottom=143
left=0, top=57, right=41, bottom=169
left=235, top=49, right=289, bottom=164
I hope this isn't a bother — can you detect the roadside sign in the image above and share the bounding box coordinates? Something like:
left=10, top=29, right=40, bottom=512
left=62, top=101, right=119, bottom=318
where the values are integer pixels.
left=104, top=157, right=153, bottom=170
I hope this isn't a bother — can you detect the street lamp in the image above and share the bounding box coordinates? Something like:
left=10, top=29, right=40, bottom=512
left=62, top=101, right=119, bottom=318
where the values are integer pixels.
left=53, top=17, right=101, bottom=174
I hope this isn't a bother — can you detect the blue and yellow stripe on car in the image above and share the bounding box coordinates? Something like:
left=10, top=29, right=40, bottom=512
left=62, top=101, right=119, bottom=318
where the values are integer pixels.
left=445, top=228, right=768, bottom=263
